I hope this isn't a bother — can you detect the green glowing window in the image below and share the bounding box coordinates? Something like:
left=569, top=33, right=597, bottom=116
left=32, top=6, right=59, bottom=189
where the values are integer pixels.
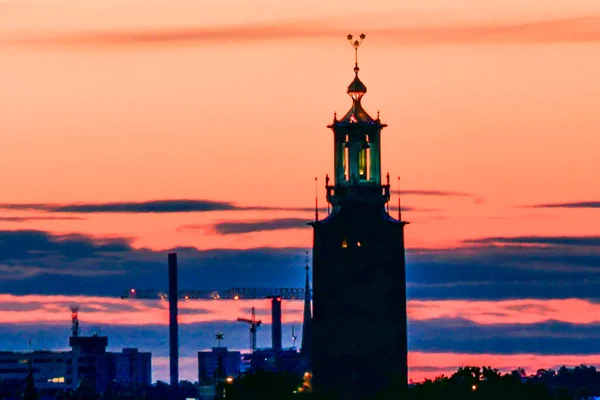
left=358, top=148, right=370, bottom=180
left=343, top=147, right=349, bottom=181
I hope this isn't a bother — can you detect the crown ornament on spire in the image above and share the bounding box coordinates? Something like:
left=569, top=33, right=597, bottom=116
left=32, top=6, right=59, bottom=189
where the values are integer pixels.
left=347, top=33, right=366, bottom=73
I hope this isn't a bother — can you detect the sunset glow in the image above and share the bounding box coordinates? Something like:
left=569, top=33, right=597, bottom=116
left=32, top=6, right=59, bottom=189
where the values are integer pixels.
left=1, top=0, right=599, bottom=385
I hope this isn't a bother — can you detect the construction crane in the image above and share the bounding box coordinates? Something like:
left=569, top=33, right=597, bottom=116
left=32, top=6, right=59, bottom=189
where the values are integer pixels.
left=118, top=252, right=313, bottom=389
left=236, top=307, right=262, bottom=352
left=121, top=287, right=306, bottom=301
left=120, top=287, right=308, bottom=352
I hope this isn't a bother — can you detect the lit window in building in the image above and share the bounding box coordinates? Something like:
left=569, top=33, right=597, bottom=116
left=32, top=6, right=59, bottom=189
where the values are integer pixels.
left=341, top=238, right=348, bottom=248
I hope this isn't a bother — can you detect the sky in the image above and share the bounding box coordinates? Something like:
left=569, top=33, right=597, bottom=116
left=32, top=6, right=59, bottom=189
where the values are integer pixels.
left=1, top=0, right=600, bottom=384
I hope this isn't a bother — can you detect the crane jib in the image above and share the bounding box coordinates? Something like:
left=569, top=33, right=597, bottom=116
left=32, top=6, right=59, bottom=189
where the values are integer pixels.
left=121, top=287, right=310, bottom=300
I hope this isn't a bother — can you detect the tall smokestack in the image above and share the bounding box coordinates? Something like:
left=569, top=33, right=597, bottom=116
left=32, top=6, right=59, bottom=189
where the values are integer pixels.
left=168, top=253, right=179, bottom=389
left=301, top=257, right=312, bottom=357
left=271, top=297, right=282, bottom=352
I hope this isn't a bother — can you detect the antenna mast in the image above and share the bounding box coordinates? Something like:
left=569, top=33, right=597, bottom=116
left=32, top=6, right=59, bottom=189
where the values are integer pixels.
left=314, top=177, right=319, bottom=222
left=386, top=173, right=390, bottom=215
left=398, top=176, right=402, bottom=221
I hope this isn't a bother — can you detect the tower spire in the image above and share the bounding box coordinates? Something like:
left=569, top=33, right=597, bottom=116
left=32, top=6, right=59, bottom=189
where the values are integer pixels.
left=301, top=251, right=312, bottom=358
left=325, top=33, right=390, bottom=212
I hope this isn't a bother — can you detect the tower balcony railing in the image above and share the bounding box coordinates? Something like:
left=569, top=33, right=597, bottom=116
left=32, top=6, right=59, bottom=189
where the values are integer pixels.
left=326, top=184, right=390, bottom=206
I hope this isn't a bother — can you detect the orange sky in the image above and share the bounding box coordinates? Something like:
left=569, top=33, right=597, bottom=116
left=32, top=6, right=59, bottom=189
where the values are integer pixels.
left=1, top=0, right=599, bottom=250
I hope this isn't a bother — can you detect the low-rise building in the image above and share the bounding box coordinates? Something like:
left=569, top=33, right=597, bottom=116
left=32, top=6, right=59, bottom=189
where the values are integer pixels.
left=198, top=348, right=241, bottom=383
left=0, top=338, right=151, bottom=394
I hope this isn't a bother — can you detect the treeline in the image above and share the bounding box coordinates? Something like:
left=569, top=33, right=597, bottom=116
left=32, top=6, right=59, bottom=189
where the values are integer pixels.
left=226, top=365, right=600, bottom=400
left=12, top=365, right=600, bottom=400
left=404, top=365, right=600, bottom=400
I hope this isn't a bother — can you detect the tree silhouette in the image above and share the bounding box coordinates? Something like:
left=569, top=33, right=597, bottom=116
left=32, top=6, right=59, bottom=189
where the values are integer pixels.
left=225, top=371, right=302, bottom=400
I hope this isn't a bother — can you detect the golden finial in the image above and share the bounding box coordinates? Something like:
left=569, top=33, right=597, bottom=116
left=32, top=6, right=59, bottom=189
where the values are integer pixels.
left=347, top=33, right=366, bottom=72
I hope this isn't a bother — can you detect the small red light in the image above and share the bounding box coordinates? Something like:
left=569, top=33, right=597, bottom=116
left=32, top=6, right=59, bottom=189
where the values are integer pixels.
left=130, top=289, right=136, bottom=294
left=276, top=297, right=281, bottom=302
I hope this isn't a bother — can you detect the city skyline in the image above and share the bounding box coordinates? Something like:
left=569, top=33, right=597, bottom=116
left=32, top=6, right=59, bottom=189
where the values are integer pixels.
left=1, top=0, right=600, bottom=385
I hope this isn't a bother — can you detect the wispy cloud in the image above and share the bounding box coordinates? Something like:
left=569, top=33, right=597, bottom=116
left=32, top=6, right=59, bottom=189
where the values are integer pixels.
left=209, top=218, right=310, bottom=235
left=0, top=200, right=321, bottom=214
left=525, top=201, right=600, bottom=209
left=0, top=216, right=84, bottom=222
left=465, top=236, right=600, bottom=247
left=0, top=264, right=125, bottom=280
left=395, top=189, right=483, bottom=203
left=4, top=15, right=600, bottom=49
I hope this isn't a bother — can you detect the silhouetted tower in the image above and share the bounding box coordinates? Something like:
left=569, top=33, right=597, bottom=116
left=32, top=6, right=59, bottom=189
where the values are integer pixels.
left=22, top=358, right=39, bottom=400
left=270, top=296, right=282, bottom=351
left=71, top=305, right=80, bottom=337
left=310, top=34, right=408, bottom=400
left=301, top=252, right=312, bottom=358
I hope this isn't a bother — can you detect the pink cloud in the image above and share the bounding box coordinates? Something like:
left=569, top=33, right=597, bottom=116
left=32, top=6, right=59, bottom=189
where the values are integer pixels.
left=0, top=294, right=303, bottom=325
left=4, top=15, right=600, bottom=49
left=1, top=295, right=600, bottom=326
left=409, top=299, right=600, bottom=325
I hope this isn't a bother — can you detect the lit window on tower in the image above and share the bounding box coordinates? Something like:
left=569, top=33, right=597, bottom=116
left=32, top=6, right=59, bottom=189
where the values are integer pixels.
left=358, top=148, right=370, bottom=180
left=344, top=147, right=349, bottom=181
left=341, top=238, right=348, bottom=248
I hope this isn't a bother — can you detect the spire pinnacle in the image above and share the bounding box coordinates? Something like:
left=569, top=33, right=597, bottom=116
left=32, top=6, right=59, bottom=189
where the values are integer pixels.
left=347, top=33, right=366, bottom=73
left=301, top=251, right=312, bottom=357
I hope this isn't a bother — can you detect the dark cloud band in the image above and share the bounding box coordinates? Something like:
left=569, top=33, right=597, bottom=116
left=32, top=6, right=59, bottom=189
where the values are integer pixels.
left=526, top=201, right=600, bottom=209
left=0, top=230, right=599, bottom=302
left=0, top=200, right=327, bottom=214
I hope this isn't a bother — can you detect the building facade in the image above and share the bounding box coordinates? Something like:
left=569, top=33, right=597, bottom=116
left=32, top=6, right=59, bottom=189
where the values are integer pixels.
left=113, top=348, right=152, bottom=387
left=197, top=348, right=241, bottom=383
left=310, top=37, right=409, bottom=400
left=0, top=339, right=151, bottom=394
left=247, top=349, right=308, bottom=375
left=0, top=351, right=71, bottom=391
